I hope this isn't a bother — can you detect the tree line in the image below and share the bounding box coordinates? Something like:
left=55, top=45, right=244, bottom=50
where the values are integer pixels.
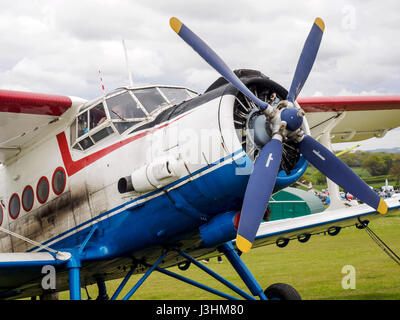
left=338, top=150, right=400, bottom=183
left=302, top=150, right=400, bottom=187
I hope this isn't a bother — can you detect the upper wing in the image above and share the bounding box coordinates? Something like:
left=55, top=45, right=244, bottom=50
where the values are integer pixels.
left=0, top=89, right=86, bottom=163
left=298, top=96, right=400, bottom=142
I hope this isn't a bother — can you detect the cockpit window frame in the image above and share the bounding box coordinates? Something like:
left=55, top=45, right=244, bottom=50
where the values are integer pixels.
left=131, top=87, right=170, bottom=116
left=71, top=99, right=118, bottom=151
left=71, top=85, right=198, bottom=151
left=103, top=90, right=150, bottom=121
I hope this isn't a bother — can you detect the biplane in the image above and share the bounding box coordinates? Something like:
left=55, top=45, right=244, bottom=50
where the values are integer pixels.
left=0, top=17, right=399, bottom=300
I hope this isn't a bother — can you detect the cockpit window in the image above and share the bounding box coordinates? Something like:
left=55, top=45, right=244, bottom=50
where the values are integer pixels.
left=77, top=112, right=88, bottom=137
left=79, top=136, right=94, bottom=150
left=106, top=92, right=146, bottom=120
left=92, top=126, right=114, bottom=143
left=160, top=87, right=192, bottom=105
left=73, top=101, right=116, bottom=150
left=90, top=103, right=107, bottom=129
left=133, top=88, right=168, bottom=114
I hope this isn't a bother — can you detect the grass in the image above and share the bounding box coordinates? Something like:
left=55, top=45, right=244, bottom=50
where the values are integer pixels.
left=59, top=209, right=400, bottom=300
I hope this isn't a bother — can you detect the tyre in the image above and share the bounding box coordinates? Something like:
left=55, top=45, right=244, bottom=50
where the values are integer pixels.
left=264, top=283, right=301, bottom=300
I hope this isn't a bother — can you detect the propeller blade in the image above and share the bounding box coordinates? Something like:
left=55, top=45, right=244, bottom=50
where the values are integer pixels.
left=170, top=17, right=271, bottom=112
left=237, top=138, right=283, bottom=253
left=299, top=135, right=388, bottom=214
left=287, top=18, right=325, bottom=103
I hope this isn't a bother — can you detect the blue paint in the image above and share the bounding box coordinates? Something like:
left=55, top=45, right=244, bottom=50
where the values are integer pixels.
left=239, top=139, right=283, bottom=245
left=275, top=156, right=308, bottom=191
left=67, top=254, right=82, bottom=300
left=299, top=135, right=380, bottom=210
left=177, top=250, right=255, bottom=300
left=287, top=20, right=324, bottom=103
left=281, top=107, right=303, bottom=131
left=68, top=267, right=81, bottom=300
left=199, top=211, right=237, bottom=248
left=111, top=267, right=135, bottom=300
left=78, top=225, right=98, bottom=255
left=156, top=266, right=239, bottom=300
left=218, top=242, right=267, bottom=300
left=177, top=21, right=269, bottom=110
left=122, top=252, right=167, bottom=300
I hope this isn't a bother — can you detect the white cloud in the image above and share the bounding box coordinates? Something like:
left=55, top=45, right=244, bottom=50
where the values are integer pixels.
left=0, top=0, right=399, bottom=149
left=1, top=0, right=399, bottom=97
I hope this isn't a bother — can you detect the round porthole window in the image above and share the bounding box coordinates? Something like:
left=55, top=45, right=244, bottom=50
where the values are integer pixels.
left=52, top=167, right=67, bottom=195
left=37, top=177, right=50, bottom=204
left=9, top=193, right=20, bottom=220
left=22, top=185, right=34, bottom=212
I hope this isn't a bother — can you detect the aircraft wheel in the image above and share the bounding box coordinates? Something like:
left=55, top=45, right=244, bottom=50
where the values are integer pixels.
left=264, top=283, right=301, bottom=300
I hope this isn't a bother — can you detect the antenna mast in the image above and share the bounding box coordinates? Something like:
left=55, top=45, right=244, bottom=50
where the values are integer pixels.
left=98, top=69, right=106, bottom=96
left=122, top=39, right=133, bottom=87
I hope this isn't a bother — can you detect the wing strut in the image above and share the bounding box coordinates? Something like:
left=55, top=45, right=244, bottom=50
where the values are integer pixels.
left=0, top=225, right=69, bottom=260
left=361, top=222, right=400, bottom=266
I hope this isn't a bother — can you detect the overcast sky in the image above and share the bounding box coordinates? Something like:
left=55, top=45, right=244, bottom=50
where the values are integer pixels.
left=1, top=0, right=399, bottom=150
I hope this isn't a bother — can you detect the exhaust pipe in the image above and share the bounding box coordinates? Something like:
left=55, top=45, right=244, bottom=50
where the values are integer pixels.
left=118, top=176, right=134, bottom=194
left=117, top=156, right=187, bottom=194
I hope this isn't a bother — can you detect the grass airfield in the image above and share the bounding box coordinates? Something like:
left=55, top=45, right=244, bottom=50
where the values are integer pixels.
left=61, top=209, right=400, bottom=300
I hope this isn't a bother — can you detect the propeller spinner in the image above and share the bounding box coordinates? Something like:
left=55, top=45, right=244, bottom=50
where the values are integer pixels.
left=169, top=17, right=388, bottom=253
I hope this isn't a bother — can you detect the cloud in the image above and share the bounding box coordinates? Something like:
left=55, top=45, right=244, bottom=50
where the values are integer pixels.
left=0, top=1, right=399, bottom=101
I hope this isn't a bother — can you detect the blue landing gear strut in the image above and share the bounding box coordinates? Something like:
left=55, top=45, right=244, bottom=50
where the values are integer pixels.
left=218, top=242, right=267, bottom=300
left=67, top=255, right=82, bottom=301
left=109, top=242, right=267, bottom=300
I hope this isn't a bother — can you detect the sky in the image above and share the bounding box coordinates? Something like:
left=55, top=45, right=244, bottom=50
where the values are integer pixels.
left=0, top=0, right=399, bottom=151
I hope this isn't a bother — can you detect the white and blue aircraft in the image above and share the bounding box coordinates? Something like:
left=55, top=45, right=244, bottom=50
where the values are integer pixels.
left=0, top=17, right=399, bottom=300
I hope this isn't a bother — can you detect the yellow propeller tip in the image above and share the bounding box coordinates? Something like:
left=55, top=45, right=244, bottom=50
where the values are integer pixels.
left=170, top=17, right=182, bottom=34
left=314, top=17, right=325, bottom=31
left=236, top=235, right=252, bottom=253
left=377, top=198, right=388, bottom=215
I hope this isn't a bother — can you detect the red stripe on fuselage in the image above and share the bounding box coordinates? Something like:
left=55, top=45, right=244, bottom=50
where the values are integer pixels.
left=57, top=112, right=191, bottom=177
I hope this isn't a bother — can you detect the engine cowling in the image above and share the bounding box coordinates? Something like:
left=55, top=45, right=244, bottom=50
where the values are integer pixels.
left=217, top=70, right=309, bottom=192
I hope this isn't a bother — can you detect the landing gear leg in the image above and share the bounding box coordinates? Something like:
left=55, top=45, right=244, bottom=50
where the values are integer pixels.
left=218, top=242, right=267, bottom=300
left=67, top=256, right=81, bottom=300
left=96, top=279, right=109, bottom=300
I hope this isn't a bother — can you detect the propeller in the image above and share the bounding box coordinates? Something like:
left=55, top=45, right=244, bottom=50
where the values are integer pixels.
left=169, top=17, right=388, bottom=253
left=298, top=136, right=388, bottom=215
left=287, top=18, right=325, bottom=103
left=169, top=17, right=272, bottom=114
left=237, top=138, right=283, bottom=252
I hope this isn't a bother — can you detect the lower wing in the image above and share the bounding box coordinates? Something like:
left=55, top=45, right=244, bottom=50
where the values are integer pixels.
left=251, top=195, right=399, bottom=249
